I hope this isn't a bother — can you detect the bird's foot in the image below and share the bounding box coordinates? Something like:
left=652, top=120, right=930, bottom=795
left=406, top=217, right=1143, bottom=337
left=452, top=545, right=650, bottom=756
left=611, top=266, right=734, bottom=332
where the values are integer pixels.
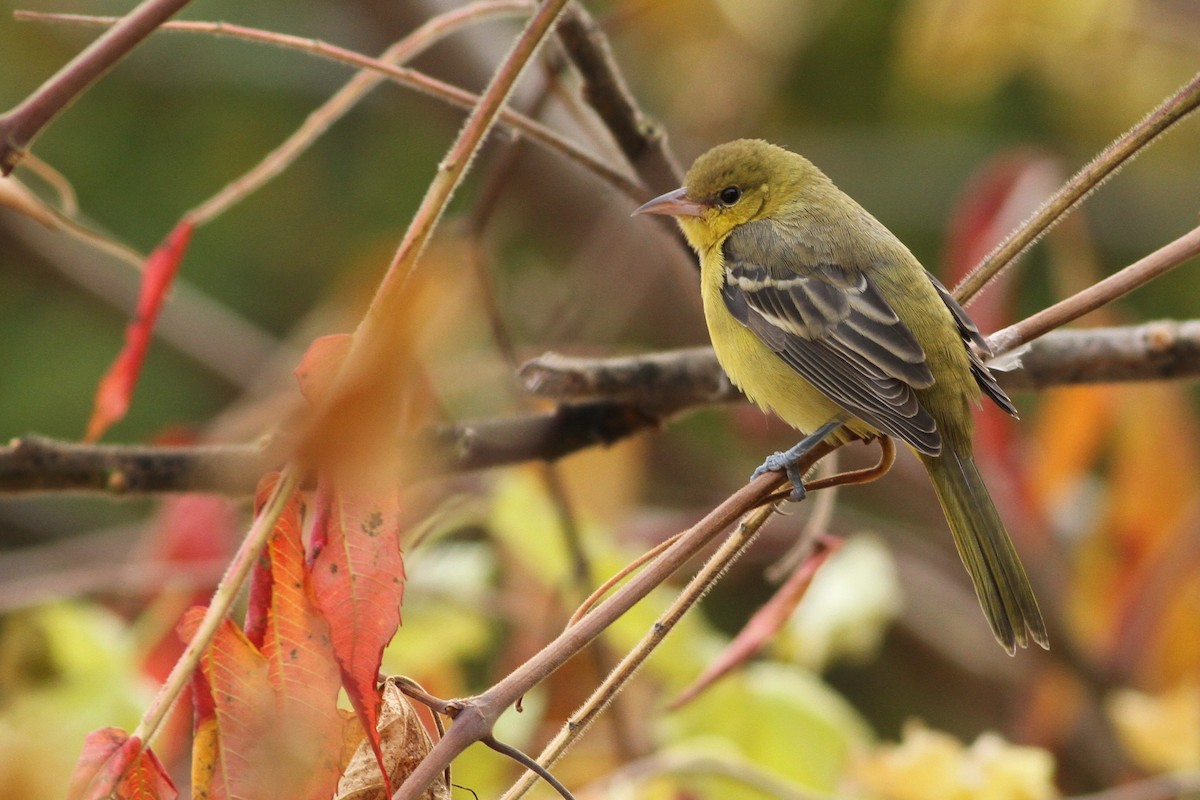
left=749, top=420, right=843, bottom=502
left=752, top=452, right=808, bottom=501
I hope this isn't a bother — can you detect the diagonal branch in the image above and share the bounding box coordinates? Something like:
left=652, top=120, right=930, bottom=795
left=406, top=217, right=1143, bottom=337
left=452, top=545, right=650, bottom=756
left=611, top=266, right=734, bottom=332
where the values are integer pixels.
left=389, top=458, right=810, bottom=799
left=953, top=70, right=1200, bottom=303
left=0, top=0, right=194, bottom=173
left=555, top=3, right=682, bottom=192
left=988, top=225, right=1200, bottom=356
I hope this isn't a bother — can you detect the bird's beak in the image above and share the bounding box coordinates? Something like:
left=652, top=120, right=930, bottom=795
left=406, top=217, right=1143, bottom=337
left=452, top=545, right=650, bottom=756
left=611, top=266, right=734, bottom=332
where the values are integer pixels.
left=632, top=187, right=707, bottom=218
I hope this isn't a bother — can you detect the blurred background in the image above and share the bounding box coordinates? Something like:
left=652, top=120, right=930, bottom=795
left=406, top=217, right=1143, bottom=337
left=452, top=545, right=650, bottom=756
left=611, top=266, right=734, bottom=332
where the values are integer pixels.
left=2, top=0, right=1199, bottom=797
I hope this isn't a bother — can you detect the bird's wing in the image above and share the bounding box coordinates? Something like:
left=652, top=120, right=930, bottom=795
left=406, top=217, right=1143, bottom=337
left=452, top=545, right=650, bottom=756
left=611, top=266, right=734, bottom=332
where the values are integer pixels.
left=927, top=274, right=1019, bottom=418
left=720, top=219, right=941, bottom=455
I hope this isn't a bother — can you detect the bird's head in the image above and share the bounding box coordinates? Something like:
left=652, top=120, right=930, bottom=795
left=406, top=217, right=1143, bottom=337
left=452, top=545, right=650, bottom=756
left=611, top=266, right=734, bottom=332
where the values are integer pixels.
left=634, top=139, right=820, bottom=251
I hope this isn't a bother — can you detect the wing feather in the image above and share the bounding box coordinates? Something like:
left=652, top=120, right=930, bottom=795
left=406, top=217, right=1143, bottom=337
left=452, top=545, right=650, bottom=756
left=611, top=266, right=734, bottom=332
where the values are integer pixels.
left=721, top=220, right=942, bottom=455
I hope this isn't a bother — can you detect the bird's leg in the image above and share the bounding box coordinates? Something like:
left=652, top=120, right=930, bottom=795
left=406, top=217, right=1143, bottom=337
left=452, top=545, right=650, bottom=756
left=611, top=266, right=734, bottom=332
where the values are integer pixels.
left=751, top=420, right=844, bottom=501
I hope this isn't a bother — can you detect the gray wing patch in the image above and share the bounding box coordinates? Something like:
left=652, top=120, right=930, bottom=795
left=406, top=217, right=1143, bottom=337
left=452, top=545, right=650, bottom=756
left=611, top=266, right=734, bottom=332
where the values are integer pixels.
left=721, top=220, right=941, bottom=455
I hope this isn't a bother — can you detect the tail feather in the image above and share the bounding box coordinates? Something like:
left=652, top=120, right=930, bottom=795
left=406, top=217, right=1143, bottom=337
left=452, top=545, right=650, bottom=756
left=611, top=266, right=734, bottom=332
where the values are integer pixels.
left=921, top=449, right=1048, bottom=653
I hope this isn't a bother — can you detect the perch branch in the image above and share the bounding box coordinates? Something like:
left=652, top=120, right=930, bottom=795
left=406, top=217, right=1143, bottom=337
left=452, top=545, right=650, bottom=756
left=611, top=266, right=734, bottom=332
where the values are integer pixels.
left=4, top=319, right=1199, bottom=496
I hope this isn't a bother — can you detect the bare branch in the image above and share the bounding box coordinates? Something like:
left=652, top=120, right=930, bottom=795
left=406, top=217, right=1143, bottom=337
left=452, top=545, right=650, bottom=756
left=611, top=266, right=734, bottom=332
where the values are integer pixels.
left=5, top=320, right=1199, bottom=497
left=555, top=3, right=682, bottom=192
left=997, top=319, right=1200, bottom=390
left=0, top=400, right=662, bottom=496
left=954, top=70, right=1200, bottom=302
left=500, top=502, right=778, bottom=800
left=15, top=9, right=644, bottom=205
left=390, top=459, right=810, bottom=799
left=988, top=226, right=1200, bottom=356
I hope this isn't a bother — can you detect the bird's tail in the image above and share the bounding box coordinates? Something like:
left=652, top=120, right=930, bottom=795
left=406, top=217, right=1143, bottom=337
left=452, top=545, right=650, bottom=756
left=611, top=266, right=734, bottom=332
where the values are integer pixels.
left=920, top=448, right=1048, bottom=653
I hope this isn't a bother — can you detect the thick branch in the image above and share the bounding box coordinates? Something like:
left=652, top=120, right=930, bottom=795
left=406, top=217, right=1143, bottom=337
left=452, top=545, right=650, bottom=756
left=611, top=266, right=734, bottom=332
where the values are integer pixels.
left=521, top=321, right=1200, bottom=399
left=997, top=319, right=1200, bottom=390
left=3, top=320, right=1198, bottom=496
left=0, top=0, right=194, bottom=173
left=0, top=401, right=664, bottom=496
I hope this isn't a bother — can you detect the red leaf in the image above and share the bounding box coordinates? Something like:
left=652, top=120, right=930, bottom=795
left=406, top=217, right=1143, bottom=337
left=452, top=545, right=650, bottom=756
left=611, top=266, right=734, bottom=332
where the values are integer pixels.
left=67, top=728, right=129, bottom=800
left=310, top=478, right=406, bottom=794
left=67, top=728, right=177, bottom=800
left=85, top=218, right=195, bottom=442
left=670, top=538, right=839, bottom=709
left=116, top=747, right=177, bottom=800
left=261, top=478, right=344, bottom=800
left=181, top=475, right=344, bottom=800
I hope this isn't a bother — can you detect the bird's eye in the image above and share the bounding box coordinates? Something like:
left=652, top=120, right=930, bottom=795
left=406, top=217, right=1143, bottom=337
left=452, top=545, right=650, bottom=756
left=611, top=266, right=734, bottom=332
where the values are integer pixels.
left=718, top=186, right=742, bottom=206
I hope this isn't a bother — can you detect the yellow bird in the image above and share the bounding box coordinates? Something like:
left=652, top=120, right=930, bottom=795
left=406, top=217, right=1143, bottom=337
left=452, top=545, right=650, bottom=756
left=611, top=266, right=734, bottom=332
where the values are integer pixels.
left=635, top=139, right=1047, bottom=653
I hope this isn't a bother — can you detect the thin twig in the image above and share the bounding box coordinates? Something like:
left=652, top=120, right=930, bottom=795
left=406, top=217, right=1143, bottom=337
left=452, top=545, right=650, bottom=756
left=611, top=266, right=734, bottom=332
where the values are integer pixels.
left=14, top=10, right=643, bottom=206
left=988, top=225, right=1200, bottom=356
left=954, top=70, right=1200, bottom=303
left=483, top=736, right=576, bottom=800
left=0, top=0, right=194, bottom=173
left=500, top=502, right=780, bottom=800
left=188, top=0, right=536, bottom=224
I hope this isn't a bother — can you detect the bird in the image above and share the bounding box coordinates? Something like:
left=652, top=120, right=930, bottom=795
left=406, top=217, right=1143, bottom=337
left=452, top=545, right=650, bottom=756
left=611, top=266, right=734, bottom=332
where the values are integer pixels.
left=633, top=139, right=1047, bottom=653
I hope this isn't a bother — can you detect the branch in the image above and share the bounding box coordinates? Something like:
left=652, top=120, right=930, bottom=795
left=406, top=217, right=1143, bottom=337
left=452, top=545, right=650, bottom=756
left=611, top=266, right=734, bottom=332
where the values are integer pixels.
left=522, top=321, right=1200, bottom=400
left=5, top=320, right=1199, bottom=496
left=953, top=70, right=1200, bottom=302
left=0, top=0, right=194, bottom=173
left=997, top=319, right=1200, bottom=390
left=554, top=3, right=682, bottom=192
left=988, top=225, right=1200, bottom=356
left=390, top=459, right=811, bottom=799
left=14, top=10, right=644, bottom=207
left=0, top=400, right=663, bottom=495
left=500, top=502, right=779, bottom=800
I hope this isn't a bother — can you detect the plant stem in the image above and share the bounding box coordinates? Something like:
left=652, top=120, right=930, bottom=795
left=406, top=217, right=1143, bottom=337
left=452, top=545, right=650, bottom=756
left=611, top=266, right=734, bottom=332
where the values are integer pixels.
left=499, top=503, right=778, bottom=800
left=954, top=70, right=1200, bottom=304
left=988, top=224, right=1200, bottom=356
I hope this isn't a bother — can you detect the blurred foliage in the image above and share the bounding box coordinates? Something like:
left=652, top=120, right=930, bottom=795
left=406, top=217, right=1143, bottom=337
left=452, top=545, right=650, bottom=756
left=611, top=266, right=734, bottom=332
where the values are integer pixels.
left=2, top=0, right=1200, bottom=798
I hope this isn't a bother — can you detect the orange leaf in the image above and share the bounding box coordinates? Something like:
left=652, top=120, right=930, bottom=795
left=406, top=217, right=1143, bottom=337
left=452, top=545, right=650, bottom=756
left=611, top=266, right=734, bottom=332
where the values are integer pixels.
left=85, top=218, right=194, bottom=442
left=260, top=480, right=344, bottom=800
left=183, top=474, right=345, bottom=800
left=295, top=333, right=353, bottom=407
left=310, top=479, right=406, bottom=795
left=67, top=728, right=177, bottom=800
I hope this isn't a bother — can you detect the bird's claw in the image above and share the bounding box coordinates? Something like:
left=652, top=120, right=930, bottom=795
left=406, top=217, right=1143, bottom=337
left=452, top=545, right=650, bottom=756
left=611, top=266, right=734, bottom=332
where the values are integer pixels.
left=751, top=451, right=807, bottom=502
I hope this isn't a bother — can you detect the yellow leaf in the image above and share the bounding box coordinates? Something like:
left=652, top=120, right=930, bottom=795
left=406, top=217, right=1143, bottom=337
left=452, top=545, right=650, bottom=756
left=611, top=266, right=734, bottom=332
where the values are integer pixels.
left=1107, top=682, right=1200, bottom=772
left=849, top=720, right=1057, bottom=800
